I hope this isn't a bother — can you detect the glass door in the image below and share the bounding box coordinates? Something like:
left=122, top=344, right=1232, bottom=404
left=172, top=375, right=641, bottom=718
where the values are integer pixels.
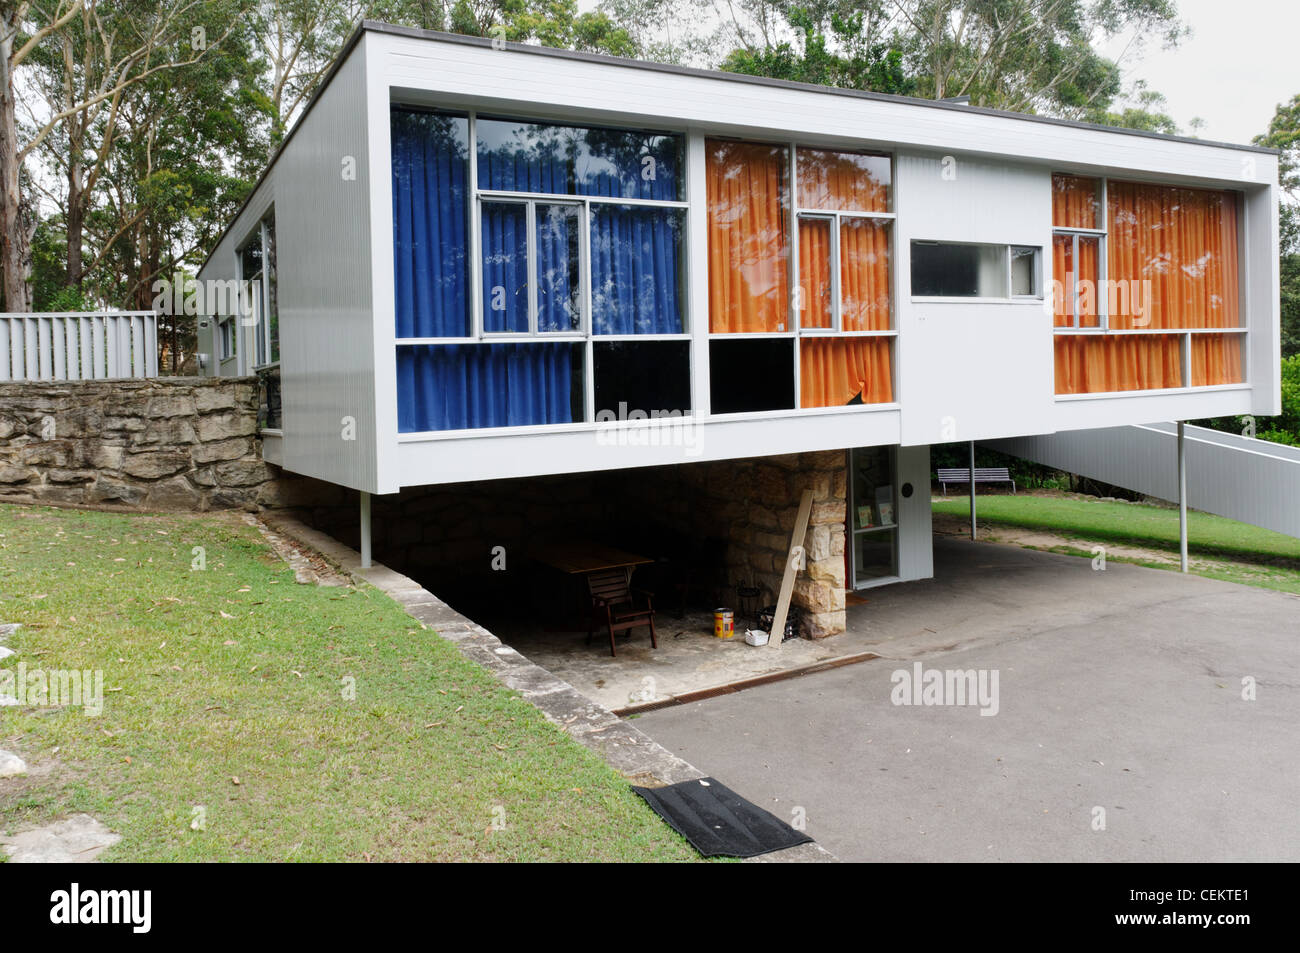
left=849, top=445, right=899, bottom=588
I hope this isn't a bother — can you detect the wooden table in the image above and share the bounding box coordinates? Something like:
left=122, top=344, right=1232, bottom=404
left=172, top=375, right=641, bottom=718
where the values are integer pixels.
left=532, top=540, right=653, bottom=575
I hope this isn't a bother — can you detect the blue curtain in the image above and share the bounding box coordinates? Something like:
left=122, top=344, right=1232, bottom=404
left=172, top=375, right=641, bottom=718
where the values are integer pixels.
left=480, top=202, right=529, bottom=332
left=391, top=110, right=469, bottom=338
left=478, top=121, right=682, bottom=334
left=590, top=206, right=682, bottom=334
left=397, top=343, right=577, bottom=432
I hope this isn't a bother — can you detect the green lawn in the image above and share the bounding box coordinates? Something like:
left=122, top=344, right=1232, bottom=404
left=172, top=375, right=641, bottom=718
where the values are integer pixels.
left=0, top=504, right=697, bottom=862
left=933, top=493, right=1300, bottom=594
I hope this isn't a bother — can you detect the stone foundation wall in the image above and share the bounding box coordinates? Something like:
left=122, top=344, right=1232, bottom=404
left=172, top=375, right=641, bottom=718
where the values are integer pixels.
left=0, top=378, right=297, bottom=510
left=620, top=451, right=848, bottom=637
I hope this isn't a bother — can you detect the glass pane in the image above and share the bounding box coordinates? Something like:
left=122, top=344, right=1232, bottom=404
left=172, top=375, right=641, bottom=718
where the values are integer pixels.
left=476, top=118, right=682, bottom=200
left=1052, top=174, right=1101, bottom=229
left=798, top=217, right=832, bottom=329
left=1052, top=234, right=1074, bottom=327
left=481, top=201, right=529, bottom=332
left=1010, top=246, right=1038, bottom=296
left=240, top=231, right=262, bottom=279
left=855, top=528, right=897, bottom=582
left=708, top=338, right=794, bottom=414
left=800, top=337, right=891, bottom=407
left=264, top=215, right=278, bottom=362
left=1054, top=334, right=1182, bottom=394
left=797, top=148, right=890, bottom=213
left=1077, top=236, right=1100, bottom=327
left=590, top=205, right=684, bottom=334
left=706, top=139, right=790, bottom=332
left=841, top=218, right=891, bottom=330
left=1107, top=181, right=1239, bottom=330
left=396, top=342, right=583, bottom=432
left=391, top=108, right=471, bottom=338
left=593, top=340, right=691, bottom=419
left=536, top=203, right=582, bottom=332
left=910, top=242, right=1007, bottom=297
left=1191, top=333, right=1245, bottom=386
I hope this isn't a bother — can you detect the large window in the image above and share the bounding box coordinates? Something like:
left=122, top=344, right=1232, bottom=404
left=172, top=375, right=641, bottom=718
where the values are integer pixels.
left=1050, top=174, right=1244, bottom=395
left=706, top=140, right=895, bottom=413
left=393, top=107, right=687, bottom=432
left=237, top=212, right=278, bottom=368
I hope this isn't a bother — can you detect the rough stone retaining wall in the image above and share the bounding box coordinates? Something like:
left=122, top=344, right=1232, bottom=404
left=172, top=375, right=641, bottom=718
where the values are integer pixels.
left=0, top=378, right=309, bottom=511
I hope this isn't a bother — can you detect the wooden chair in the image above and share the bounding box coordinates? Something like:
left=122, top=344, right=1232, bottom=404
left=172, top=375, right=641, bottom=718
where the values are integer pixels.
left=586, top=567, right=657, bottom=657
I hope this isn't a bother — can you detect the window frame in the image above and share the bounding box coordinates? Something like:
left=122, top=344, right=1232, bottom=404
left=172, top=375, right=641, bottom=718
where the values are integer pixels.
left=1051, top=176, right=1108, bottom=329
left=392, top=105, right=692, bottom=434
left=908, top=240, right=1045, bottom=302
left=1050, top=173, right=1250, bottom=396
left=236, top=210, right=279, bottom=370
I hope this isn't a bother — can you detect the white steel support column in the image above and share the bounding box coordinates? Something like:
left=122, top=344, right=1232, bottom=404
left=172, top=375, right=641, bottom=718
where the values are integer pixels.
left=1177, top=422, right=1188, bottom=572
left=360, top=491, right=372, bottom=569
left=969, top=440, right=977, bottom=540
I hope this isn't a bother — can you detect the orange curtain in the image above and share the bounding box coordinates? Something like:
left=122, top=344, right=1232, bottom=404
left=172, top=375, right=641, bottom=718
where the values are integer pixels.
left=801, top=337, right=892, bottom=406
left=1106, top=181, right=1239, bottom=331
left=1052, top=174, right=1100, bottom=228
left=1052, top=235, right=1074, bottom=327
left=798, top=218, right=832, bottom=328
left=796, top=148, right=890, bottom=213
left=840, top=218, right=891, bottom=331
left=707, top=140, right=790, bottom=332
left=1054, top=335, right=1183, bottom=395
left=1191, top=335, right=1244, bottom=385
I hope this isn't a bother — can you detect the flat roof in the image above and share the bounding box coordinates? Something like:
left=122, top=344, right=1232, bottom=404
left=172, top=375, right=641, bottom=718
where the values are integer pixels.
left=200, top=20, right=1277, bottom=275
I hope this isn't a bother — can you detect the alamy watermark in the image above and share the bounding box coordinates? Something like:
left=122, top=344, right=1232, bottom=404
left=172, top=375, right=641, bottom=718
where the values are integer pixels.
left=0, top=663, right=104, bottom=716
left=594, top=402, right=702, bottom=457
left=890, top=662, right=1000, bottom=716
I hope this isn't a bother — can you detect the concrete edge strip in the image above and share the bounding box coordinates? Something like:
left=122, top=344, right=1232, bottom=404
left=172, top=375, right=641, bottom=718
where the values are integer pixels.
left=256, top=511, right=836, bottom=864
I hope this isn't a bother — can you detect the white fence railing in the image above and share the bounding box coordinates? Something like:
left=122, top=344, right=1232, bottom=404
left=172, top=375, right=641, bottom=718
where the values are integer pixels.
left=0, top=311, right=159, bottom=381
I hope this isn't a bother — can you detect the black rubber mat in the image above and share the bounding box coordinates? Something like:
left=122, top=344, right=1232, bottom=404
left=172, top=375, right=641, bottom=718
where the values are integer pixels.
left=632, top=776, right=814, bottom=858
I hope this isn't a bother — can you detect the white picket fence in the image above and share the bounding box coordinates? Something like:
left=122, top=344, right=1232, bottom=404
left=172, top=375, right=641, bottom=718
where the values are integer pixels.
left=0, top=311, right=159, bottom=381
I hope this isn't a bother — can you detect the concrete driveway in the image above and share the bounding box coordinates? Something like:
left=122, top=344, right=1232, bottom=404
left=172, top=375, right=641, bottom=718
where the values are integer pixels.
left=634, top=537, right=1300, bottom=862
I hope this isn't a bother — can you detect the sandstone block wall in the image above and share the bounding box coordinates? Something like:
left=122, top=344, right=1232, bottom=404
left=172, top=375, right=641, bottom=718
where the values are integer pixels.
left=0, top=378, right=295, bottom=510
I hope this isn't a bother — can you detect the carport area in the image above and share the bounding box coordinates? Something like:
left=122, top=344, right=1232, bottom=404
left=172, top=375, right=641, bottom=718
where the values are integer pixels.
left=632, top=536, right=1300, bottom=862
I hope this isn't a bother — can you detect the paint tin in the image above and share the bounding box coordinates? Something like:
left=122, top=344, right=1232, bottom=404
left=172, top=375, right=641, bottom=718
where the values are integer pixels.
left=714, top=608, right=735, bottom=639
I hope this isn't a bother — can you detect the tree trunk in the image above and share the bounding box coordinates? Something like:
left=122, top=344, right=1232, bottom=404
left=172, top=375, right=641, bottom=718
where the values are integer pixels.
left=0, top=31, right=32, bottom=312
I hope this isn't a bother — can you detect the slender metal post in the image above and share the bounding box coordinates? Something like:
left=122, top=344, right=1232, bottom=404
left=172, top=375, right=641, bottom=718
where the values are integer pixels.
left=969, top=440, right=977, bottom=540
left=360, top=491, right=372, bottom=569
left=1177, top=422, right=1188, bottom=573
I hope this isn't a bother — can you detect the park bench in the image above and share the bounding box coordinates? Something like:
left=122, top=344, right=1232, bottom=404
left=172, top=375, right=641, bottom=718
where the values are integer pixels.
left=937, top=467, right=1017, bottom=495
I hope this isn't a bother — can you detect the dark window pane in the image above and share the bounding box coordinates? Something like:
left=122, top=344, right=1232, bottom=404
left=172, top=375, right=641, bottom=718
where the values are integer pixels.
left=709, top=339, right=795, bottom=414
left=911, top=242, right=1006, bottom=297
left=481, top=201, right=529, bottom=332
left=477, top=118, right=681, bottom=200
left=391, top=108, right=470, bottom=337
left=536, top=203, right=582, bottom=332
left=590, top=205, right=684, bottom=334
left=594, top=341, right=690, bottom=419
left=397, top=342, right=583, bottom=432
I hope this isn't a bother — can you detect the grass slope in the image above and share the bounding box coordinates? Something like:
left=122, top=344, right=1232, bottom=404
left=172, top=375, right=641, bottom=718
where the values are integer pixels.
left=0, top=504, right=697, bottom=862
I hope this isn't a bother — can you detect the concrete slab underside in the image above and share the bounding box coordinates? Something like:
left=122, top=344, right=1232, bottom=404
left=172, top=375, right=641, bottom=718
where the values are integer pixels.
left=633, top=537, right=1300, bottom=862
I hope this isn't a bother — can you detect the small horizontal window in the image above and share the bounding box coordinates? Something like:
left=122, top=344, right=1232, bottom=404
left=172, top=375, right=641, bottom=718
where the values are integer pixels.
left=911, top=242, right=1041, bottom=299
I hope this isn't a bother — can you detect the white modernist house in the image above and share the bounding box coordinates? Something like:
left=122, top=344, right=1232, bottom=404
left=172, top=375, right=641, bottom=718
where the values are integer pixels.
left=197, top=21, right=1282, bottom=588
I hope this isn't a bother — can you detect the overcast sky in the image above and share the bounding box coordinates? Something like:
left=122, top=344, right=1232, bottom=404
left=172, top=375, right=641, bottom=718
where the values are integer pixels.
left=1100, top=0, right=1299, bottom=145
